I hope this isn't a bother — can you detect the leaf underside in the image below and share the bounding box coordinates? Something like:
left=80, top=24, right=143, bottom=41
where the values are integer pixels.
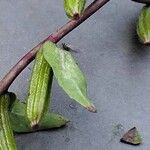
left=43, top=41, right=96, bottom=113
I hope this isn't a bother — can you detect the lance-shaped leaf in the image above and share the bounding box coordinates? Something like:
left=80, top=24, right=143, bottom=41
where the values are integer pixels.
left=0, top=93, right=17, bottom=150
left=43, top=41, right=96, bottom=112
left=26, top=48, right=53, bottom=128
left=137, top=6, right=150, bottom=44
left=10, top=99, right=69, bottom=133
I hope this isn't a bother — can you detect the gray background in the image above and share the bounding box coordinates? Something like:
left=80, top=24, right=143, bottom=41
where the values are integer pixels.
left=0, top=0, right=149, bottom=150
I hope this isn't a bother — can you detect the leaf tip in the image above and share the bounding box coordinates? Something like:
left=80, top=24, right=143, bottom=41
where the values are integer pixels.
left=86, top=104, right=97, bottom=113
left=144, top=40, right=150, bottom=45
left=31, top=121, right=39, bottom=130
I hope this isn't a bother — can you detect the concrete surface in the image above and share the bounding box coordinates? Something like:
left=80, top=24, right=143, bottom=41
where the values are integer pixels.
left=0, top=0, right=149, bottom=150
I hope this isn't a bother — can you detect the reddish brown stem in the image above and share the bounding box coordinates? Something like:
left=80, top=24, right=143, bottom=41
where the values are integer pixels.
left=0, top=0, right=109, bottom=95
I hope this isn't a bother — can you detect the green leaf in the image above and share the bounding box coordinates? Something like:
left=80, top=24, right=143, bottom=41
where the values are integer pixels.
left=26, top=48, right=53, bottom=127
left=137, top=6, right=150, bottom=44
left=0, top=93, right=17, bottom=150
left=64, top=0, right=86, bottom=19
left=43, top=41, right=96, bottom=112
left=10, top=99, right=69, bottom=133
left=9, top=99, right=31, bottom=133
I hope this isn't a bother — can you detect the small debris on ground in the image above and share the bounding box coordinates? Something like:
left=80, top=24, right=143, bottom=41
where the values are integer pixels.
left=120, top=127, right=142, bottom=146
left=107, top=124, right=125, bottom=145
left=112, top=124, right=124, bottom=137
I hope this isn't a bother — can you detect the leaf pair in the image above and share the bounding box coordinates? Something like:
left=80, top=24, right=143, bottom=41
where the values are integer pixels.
left=43, top=41, right=96, bottom=113
left=0, top=92, right=68, bottom=133
left=10, top=98, right=69, bottom=133
left=25, top=48, right=70, bottom=130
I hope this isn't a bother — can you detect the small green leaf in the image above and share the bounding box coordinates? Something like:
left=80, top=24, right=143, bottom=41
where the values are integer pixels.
left=9, top=99, right=31, bottom=133
left=43, top=41, right=96, bottom=112
left=39, top=113, right=69, bottom=129
left=10, top=99, right=69, bottom=133
left=64, top=0, right=86, bottom=19
left=137, top=6, right=150, bottom=44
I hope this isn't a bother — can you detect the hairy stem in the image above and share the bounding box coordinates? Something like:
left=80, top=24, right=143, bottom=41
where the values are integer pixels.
left=0, top=0, right=109, bottom=95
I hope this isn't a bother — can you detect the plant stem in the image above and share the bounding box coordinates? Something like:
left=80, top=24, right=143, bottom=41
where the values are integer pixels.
left=0, top=0, right=109, bottom=95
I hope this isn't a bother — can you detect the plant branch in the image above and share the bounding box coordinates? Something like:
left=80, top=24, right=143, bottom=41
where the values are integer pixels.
left=0, top=0, right=110, bottom=95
